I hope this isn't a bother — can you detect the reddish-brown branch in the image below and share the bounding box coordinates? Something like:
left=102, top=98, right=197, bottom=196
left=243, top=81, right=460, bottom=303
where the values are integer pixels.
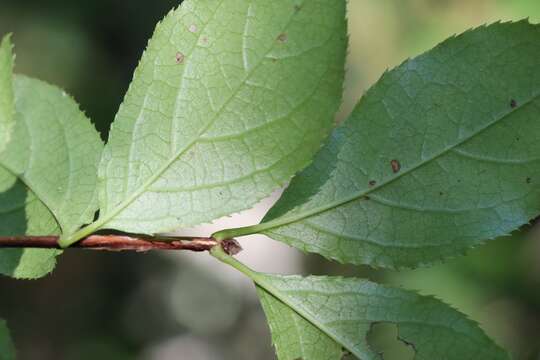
left=0, top=235, right=242, bottom=254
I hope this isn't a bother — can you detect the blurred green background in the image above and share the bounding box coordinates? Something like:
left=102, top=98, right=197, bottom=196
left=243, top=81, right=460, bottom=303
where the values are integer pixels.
left=1, top=1, right=540, bottom=359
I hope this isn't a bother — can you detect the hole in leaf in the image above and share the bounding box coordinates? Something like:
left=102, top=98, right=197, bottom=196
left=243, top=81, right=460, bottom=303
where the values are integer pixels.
left=367, top=323, right=416, bottom=360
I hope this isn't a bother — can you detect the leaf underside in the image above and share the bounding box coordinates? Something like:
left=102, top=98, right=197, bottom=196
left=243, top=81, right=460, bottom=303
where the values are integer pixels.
left=0, top=35, right=14, bottom=154
left=91, top=0, right=347, bottom=236
left=0, top=168, right=60, bottom=279
left=0, top=76, right=103, bottom=278
left=249, top=20, right=540, bottom=269
left=256, top=275, right=509, bottom=360
left=0, top=319, right=15, bottom=360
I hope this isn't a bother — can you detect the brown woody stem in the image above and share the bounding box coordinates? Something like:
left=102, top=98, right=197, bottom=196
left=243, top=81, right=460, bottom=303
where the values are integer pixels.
left=0, top=235, right=242, bottom=254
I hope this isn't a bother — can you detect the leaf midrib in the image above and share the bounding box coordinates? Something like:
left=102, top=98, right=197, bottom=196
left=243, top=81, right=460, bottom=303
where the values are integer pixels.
left=76, top=1, right=305, bottom=240
left=121, top=0, right=227, bottom=207
left=254, top=90, right=540, bottom=235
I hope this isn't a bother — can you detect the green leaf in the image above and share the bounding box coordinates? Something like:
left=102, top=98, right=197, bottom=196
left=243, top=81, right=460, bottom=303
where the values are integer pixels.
left=256, top=275, right=508, bottom=360
left=257, top=285, right=343, bottom=360
left=0, top=169, right=60, bottom=279
left=0, top=35, right=14, bottom=153
left=217, top=21, right=540, bottom=268
left=0, top=319, right=15, bottom=360
left=0, top=76, right=103, bottom=278
left=69, top=0, right=347, bottom=242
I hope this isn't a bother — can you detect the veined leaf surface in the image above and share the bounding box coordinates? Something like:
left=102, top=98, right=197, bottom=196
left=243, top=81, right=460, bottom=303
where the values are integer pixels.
left=79, top=0, right=347, bottom=240
left=256, top=275, right=508, bottom=360
left=217, top=21, right=540, bottom=268
left=0, top=35, right=14, bottom=153
left=0, top=76, right=103, bottom=278
left=0, top=319, right=15, bottom=360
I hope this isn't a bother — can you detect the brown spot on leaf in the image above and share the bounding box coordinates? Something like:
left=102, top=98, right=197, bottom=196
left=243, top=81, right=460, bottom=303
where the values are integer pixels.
left=175, top=52, right=185, bottom=64
left=510, top=99, right=518, bottom=108
left=390, top=160, right=401, bottom=174
left=294, top=4, right=302, bottom=12
left=369, top=180, right=377, bottom=187
left=277, top=33, right=288, bottom=43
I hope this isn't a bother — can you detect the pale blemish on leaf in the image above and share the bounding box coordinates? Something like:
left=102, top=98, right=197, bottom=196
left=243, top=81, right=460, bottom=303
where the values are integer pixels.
left=175, top=51, right=185, bottom=64
left=277, top=33, right=288, bottom=43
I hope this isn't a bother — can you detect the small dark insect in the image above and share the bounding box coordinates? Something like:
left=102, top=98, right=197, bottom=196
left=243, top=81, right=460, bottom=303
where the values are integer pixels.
left=390, top=159, right=401, bottom=173
left=527, top=177, right=532, bottom=184
left=510, top=99, right=518, bottom=108
left=277, top=33, right=288, bottom=43
left=369, top=180, right=377, bottom=187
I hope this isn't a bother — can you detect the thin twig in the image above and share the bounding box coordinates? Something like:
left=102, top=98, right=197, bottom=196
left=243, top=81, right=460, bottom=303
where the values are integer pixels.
left=0, top=235, right=242, bottom=254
